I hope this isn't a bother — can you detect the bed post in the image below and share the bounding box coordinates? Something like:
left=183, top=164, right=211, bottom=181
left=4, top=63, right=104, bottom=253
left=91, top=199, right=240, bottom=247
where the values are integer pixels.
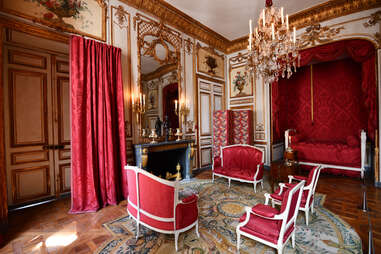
left=285, top=129, right=290, bottom=149
left=361, top=130, right=367, bottom=179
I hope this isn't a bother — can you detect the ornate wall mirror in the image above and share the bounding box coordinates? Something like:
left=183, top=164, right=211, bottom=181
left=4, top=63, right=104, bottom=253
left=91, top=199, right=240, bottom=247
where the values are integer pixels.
left=134, top=14, right=182, bottom=138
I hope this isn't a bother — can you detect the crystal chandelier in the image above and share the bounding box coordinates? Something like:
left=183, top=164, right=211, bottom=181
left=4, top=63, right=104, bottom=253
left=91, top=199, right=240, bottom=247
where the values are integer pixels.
left=247, top=0, right=300, bottom=84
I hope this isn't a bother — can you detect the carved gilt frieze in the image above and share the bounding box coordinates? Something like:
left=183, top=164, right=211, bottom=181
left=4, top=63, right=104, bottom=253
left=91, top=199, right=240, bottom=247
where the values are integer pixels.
left=299, top=24, right=345, bottom=48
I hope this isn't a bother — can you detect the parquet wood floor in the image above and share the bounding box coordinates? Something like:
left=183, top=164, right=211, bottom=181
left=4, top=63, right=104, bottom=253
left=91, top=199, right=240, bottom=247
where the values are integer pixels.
left=0, top=169, right=379, bottom=253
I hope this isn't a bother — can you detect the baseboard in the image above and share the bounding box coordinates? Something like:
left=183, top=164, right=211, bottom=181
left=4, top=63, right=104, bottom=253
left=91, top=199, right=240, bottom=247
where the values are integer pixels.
left=192, top=165, right=212, bottom=176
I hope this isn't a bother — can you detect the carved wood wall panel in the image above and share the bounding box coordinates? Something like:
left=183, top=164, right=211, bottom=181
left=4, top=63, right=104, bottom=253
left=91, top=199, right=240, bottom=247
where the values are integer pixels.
left=9, top=69, right=48, bottom=147
left=12, top=166, right=51, bottom=204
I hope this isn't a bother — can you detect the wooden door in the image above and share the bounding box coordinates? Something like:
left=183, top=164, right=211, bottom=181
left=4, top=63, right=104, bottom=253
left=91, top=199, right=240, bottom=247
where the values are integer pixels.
left=4, top=46, right=55, bottom=205
left=52, top=56, right=71, bottom=195
left=4, top=45, right=70, bottom=206
left=197, top=78, right=224, bottom=168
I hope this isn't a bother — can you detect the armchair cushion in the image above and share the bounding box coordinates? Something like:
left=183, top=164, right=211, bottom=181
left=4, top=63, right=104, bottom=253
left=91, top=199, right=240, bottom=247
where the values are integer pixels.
left=251, top=204, right=279, bottom=218
left=239, top=212, right=295, bottom=244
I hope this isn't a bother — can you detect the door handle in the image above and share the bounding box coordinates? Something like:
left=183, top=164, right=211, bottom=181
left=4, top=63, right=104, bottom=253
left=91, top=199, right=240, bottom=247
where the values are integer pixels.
left=54, top=144, right=65, bottom=150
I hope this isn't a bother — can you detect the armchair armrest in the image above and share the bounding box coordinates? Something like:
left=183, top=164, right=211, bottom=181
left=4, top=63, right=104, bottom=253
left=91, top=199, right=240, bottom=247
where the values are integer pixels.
left=288, top=175, right=307, bottom=183
left=213, top=157, right=221, bottom=169
left=176, top=194, right=198, bottom=230
left=251, top=204, right=278, bottom=218
left=255, top=163, right=264, bottom=181
left=180, top=194, right=198, bottom=204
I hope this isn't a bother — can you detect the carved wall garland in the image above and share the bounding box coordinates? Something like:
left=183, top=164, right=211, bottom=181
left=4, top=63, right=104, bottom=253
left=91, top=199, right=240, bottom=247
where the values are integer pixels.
left=184, top=38, right=194, bottom=55
left=299, top=24, right=345, bottom=48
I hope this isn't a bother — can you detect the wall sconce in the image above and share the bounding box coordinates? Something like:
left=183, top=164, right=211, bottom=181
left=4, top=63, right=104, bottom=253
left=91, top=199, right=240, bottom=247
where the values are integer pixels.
left=132, top=91, right=146, bottom=135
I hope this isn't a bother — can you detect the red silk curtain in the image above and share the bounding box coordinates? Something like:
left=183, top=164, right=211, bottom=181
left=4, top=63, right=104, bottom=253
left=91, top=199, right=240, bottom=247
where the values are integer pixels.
left=272, top=39, right=377, bottom=142
left=162, top=83, right=179, bottom=129
left=70, top=36, right=127, bottom=213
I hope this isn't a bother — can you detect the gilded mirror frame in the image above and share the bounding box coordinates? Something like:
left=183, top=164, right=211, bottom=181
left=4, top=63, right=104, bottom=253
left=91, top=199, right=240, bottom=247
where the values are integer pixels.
left=134, top=14, right=182, bottom=131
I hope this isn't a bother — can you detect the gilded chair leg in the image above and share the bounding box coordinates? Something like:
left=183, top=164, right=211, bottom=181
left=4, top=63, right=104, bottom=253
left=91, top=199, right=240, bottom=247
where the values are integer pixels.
left=195, top=220, right=200, bottom=238
left=175, top=232, right=179, bottom=251
left=212, top=173, right=215, bottom=182
left=311, top=203, right=314, bottom=214
left=254, top=183, right=257, bottom=193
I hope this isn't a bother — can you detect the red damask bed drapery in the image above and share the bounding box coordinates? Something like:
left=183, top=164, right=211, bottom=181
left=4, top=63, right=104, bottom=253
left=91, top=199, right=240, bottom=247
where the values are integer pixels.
left=272, top=39, right=377, bottom=142
left=70, top=36, right=127, bottom=213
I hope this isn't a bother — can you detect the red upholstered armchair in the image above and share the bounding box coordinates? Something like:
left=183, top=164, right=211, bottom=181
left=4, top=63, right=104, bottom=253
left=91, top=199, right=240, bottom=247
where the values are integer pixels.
left=212, top=145, right=264, bottom=192
left=236, top=180, right=305, bottom=254
left=267, top=166, right=322, bottom=226
left=125, top=165, right=199, bottom=251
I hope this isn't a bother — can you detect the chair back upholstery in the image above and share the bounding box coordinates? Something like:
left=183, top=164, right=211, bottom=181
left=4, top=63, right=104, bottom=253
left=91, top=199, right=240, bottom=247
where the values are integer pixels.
left=138, top=172, right=175, bottom=218
left=221, top=145, right=263, bottom=170
left=304, top=166, right=322, bottom=207
left=125, top=166, right=178, bottom=231
left=278, top=180, right=305, bottom=242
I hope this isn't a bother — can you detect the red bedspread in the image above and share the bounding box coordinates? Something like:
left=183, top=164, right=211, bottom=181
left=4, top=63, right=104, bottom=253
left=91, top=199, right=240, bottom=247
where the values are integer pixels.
left=291, top=141, right=361, bottom=168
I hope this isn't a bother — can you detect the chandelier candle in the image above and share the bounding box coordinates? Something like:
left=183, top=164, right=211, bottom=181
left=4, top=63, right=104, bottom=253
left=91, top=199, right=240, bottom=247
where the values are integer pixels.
left=247, top=0, right=300, bottom=84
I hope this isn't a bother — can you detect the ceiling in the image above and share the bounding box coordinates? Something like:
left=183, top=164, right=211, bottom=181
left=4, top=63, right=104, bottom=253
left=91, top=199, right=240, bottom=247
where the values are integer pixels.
left=164, top=0, right=327, bottom=40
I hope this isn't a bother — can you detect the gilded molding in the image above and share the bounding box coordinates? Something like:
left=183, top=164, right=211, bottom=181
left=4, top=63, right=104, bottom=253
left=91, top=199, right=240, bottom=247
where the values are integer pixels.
left=299, top=24, right=345, bottom=48
left=226, top=0, right=381, bottom=53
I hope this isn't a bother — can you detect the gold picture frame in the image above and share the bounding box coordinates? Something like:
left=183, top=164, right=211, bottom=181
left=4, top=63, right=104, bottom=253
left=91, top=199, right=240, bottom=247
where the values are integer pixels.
left=1, top=0, right=107, bottom=41
left=230, top=65, right=253, bottom=98
left=196, top=43, right=224, bottom=79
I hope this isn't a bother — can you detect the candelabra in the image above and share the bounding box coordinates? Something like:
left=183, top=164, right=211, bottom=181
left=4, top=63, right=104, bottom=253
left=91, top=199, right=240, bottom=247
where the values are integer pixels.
left=174, top=99, right=190, bottom=127
left=247, top=0, right=300, bottom=84
left=131, top=92, right=146, bottom=136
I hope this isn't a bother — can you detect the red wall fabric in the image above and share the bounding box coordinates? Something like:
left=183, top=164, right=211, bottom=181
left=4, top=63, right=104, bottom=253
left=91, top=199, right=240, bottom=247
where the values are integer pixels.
left=272, top=39, right=377, bottom=143
left=70, top=36, right=126, bottom=213
left=274, top=58, right=366, bottom=144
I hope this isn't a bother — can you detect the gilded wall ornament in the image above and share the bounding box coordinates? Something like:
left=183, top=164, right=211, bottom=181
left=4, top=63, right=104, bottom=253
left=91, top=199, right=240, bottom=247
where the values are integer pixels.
left=363, top=10, right=381, bottom=27
left=113, top=5, right=129, bottom=28
left=299, top=24, right=344, bottom=48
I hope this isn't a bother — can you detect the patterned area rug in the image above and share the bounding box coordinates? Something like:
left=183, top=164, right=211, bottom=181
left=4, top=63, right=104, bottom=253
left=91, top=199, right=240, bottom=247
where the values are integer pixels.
left=98, top=177, right=362, bottom=253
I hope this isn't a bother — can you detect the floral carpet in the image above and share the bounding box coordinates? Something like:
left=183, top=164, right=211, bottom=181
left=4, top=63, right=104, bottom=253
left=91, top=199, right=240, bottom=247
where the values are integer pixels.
left=98, top=177, right=362, bottom=254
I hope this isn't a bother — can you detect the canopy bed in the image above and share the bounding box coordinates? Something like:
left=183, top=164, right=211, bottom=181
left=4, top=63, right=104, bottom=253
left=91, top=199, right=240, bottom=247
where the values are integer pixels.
left=272, top=39, right=377, bottom=178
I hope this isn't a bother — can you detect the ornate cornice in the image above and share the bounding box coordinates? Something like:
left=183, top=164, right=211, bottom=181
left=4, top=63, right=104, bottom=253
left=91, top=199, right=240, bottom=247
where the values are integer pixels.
left=141, top=63, right=177, bottom=81
left=121, top=0, right=228, bottom=52
left=121, top=0, right=381, bottom=54
left=226, top=0, right=381, bottom=53
left=289, top=0, right=381, bottom=29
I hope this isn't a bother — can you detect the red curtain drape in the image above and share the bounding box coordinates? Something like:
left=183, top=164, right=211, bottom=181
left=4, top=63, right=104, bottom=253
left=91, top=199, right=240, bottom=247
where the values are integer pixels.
left=162, top=83, right=179, bottom=129
left=272, top=39, right=377, bottom=142
left=70, top=36, right=127, bottom=213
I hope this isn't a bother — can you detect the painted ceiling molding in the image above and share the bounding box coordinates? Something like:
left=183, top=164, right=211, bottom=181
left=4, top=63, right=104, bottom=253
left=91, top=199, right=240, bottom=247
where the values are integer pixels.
left=121, top=0, right=381, bottom=54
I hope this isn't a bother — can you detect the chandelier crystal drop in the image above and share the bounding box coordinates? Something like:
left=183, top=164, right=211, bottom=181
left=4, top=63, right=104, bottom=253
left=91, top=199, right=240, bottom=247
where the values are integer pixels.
left=247, top=0, right=300, bottom=84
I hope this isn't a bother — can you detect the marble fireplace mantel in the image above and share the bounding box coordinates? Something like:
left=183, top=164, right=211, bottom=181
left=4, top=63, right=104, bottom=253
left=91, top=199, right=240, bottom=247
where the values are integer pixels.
left=134, top=139, right=195, bottom=180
